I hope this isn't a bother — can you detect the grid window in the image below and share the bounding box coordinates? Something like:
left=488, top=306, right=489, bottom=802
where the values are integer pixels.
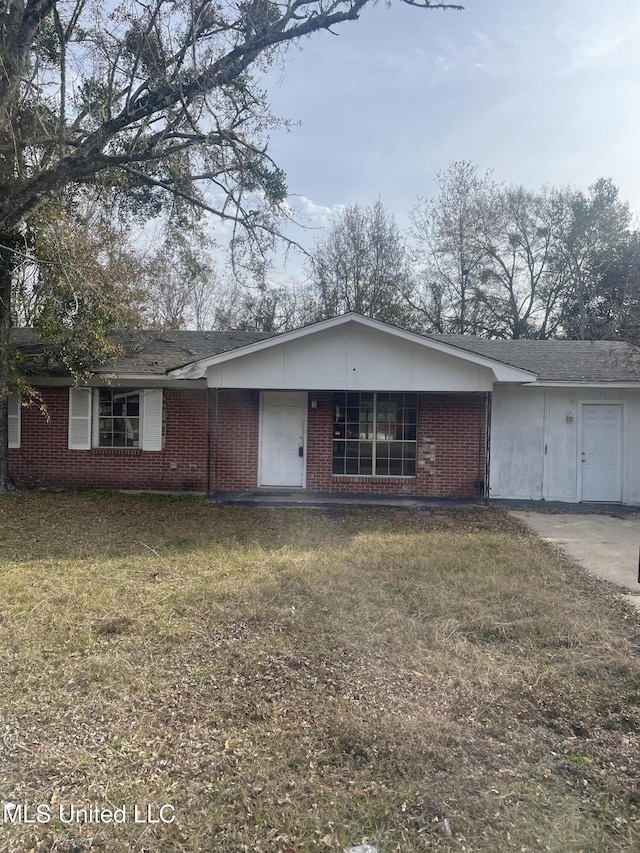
left=333, top=392, right=417, bottom=476
left=98, top=389, right=140, bottom=448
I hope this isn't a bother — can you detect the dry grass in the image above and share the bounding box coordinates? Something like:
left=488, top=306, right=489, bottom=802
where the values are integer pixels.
left=0, top=492, right=639, bottom=853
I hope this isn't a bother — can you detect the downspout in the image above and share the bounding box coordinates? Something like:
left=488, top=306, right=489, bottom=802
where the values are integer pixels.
left=205, top=388, right=211, bottom=500
left=484, top=390, right=492, bottom=506
left=213, top=387, right=220, bottom=499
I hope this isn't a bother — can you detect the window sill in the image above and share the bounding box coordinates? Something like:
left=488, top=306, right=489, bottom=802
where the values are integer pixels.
left=332, top=474, right=417, bottom=480
left=92, top=448, right=144, bottom=456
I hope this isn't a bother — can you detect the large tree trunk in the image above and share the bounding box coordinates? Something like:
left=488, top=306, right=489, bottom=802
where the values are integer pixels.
left=0, top=234, right=18, bottom=492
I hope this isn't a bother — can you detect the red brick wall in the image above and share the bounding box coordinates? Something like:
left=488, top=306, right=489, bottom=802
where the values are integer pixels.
left=9, top=386, right=209, bottom=491
left=209, top=389, right=260, bottom=492
left=306, top=392, right=486, bottom=498
left=10, top=387, right=486, bottom=498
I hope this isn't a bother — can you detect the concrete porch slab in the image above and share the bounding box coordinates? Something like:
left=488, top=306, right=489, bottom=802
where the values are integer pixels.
left=209, top=490, right=481, bottom=510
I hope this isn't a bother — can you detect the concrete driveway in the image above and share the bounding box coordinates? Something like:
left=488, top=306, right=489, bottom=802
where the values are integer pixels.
left=511, top=511, right=640, bottom=611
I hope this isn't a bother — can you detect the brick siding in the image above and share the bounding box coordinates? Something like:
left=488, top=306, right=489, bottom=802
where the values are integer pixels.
left=209, top=389, right=260, bottom=491
left=9, top=386, right=208, bottom=492
left=10, top=387, right=486, bottom=498
left=306, top=392, right=486, bottom=498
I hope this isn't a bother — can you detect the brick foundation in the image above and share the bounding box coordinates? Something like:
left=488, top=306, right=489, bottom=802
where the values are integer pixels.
left=10, top=387, right=486, bottom=499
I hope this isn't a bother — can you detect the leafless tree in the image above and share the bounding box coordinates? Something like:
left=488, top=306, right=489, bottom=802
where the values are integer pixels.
left=410, top=161, right=496, bottom=334
left=309, top=200, right=416, bottom=326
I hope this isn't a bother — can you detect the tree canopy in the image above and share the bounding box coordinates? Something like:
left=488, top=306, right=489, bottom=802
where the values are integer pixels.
left=0, top=0, right=463, bottom=488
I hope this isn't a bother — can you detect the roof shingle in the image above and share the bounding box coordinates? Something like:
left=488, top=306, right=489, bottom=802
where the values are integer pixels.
left=11, top=327, right=640, bottom=383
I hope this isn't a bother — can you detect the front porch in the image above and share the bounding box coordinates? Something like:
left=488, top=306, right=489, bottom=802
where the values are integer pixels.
left=209, top=488, right=482, bottom=509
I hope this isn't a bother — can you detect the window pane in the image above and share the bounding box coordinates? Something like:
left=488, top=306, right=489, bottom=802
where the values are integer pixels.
left=359, top=441, right=372, bottom=462
left=389, top=458, right=403, bottom=476
left=376, top=442, right=389, bottom=464
left=126, top=418, right=140, bottom=445
left=332, top=440, right=346, bottom=474
left=376, top=458, right=390, bottom=476
left=403, top=424, right=417, bottom=441
left=332, top=392, right=417, bottom=478
left=99, top=391, right=112, bottom=416
left=98, top=389, right=142, bottom=448
left=389, top=442, right=403, bottom=459
left=346, top=457, right=359, bottom=474
left=403, top=457, right=417, bottom=477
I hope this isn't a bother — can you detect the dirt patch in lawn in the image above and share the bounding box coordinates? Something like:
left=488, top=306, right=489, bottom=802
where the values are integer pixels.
left=0, top=492, right=639, bottom=852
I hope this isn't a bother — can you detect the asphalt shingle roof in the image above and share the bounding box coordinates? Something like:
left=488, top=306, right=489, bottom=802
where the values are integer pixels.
left=430, top=335, right=640, bottom=382
left=10, top=326, right=640, bottom=383
left=11, top=328, right=278, bottom=375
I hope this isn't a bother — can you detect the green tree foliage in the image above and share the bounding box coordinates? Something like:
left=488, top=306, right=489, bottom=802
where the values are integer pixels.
left=554, top=178, right=636, bottom=340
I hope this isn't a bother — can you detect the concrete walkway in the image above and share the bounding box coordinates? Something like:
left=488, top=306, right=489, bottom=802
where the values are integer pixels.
left=511, top=511, right=640, bottom=610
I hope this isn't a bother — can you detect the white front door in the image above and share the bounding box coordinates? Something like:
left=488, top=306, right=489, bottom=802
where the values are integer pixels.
left=580, top=404, right=622, bottom=502
left=259, top=392, right=307, bottom=487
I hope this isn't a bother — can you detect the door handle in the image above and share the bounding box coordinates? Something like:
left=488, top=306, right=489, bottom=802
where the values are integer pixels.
left=298, top=445, right=304, bottom=457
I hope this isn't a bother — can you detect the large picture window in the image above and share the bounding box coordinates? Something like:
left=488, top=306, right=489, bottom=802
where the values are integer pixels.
left=333, top=392, right=417, bottom=477
left=97, top=389, right=140, bottom=448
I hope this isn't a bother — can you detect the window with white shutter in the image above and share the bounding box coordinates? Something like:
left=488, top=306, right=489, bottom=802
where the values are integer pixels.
left=68, top=387, right=92, bottom=450
left=141, top=389, right=163, bottom=451
left=8, top=393, right=20, bottom=449
left=69, top=387, right=164, bottom=451
left=96, top=388, right=141, bottom=447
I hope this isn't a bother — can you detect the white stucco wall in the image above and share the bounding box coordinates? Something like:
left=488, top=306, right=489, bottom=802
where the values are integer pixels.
left=490, top=386, right=640, bottom=504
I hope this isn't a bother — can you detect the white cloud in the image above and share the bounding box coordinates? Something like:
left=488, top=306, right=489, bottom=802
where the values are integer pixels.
left=291, top=196, right=346, bottom=227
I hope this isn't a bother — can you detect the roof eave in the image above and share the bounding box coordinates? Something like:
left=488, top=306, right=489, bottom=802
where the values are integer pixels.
left=522, top=380, right=640, bottom=388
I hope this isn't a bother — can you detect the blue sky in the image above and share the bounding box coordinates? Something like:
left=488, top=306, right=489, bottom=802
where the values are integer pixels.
left=219, top=0, right=640, bottom=281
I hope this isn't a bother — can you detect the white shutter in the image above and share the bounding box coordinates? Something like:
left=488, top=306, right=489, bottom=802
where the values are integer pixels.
left=141, top=389, right=163, bottom=451
left=68, top=387, right=92, bottom=450
left=8, top=392, right=20, bottom=449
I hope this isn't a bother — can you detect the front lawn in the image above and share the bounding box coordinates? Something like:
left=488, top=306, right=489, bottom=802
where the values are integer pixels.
left=1, top=493, right=639, bottom=852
